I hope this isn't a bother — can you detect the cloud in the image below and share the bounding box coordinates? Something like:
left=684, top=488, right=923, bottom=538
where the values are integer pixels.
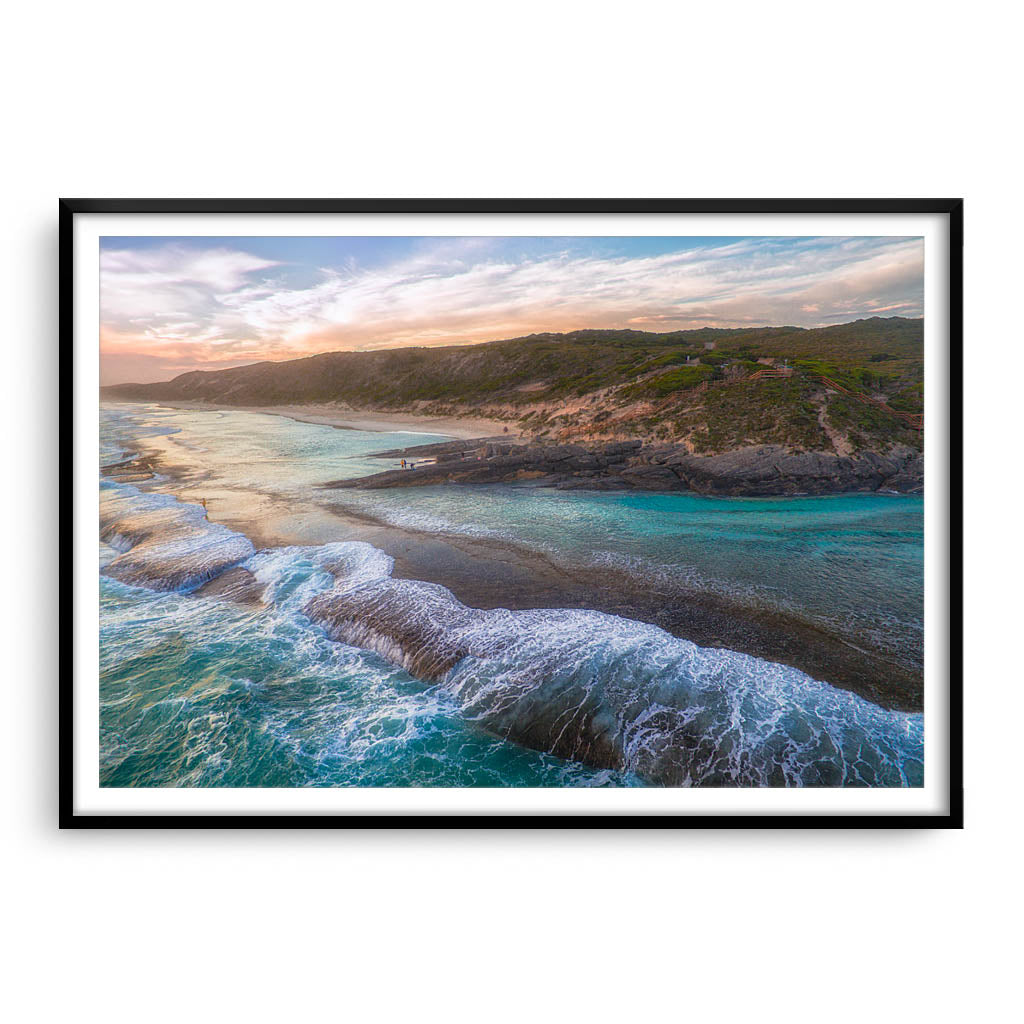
left=101, top=246, right=279, bottom=318
left=100, top=236, right=924, bottom=383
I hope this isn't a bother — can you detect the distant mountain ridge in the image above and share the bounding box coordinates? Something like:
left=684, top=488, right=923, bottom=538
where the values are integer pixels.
left=103, top=316, right=924, bottom=455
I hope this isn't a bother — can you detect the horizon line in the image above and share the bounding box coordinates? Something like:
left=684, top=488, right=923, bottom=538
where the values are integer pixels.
left=101, top=313, right=922, bottom=389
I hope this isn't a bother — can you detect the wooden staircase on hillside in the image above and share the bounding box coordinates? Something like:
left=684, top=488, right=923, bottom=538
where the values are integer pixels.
left=816, top=375, right=923, bottom=431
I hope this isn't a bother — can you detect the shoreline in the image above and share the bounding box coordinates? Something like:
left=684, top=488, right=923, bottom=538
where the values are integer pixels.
left=329, top=435, right=925, bottom=497
left=104, top=442, right=923, bottom=713
left=104, top=398, right=922, bottom=497
left=129, top=399, right=524, bottom=441
left=324, top=508, right=923, bottom=713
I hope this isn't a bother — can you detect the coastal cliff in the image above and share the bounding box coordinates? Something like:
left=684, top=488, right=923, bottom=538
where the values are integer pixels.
left=103, top=317, right=924, bottom=495
left=103, top=317, right=924, bottom=460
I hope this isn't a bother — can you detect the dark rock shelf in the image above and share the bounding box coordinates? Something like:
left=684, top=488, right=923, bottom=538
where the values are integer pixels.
left=324, top=438, right=924, bottom=497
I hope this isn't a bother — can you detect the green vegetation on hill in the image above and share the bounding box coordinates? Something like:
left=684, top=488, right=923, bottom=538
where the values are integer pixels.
left=683, top=378, right=825, bottom=453
left=624, top=364, right=714, bottom=399
left=103, top=316, right=924, bottom=454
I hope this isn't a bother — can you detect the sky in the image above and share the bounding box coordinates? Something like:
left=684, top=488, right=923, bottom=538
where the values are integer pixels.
left=99, top=235, right=924, bottom=384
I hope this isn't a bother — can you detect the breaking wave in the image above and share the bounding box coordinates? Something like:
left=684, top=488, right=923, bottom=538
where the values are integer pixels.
left=100, top=482, right=254, bottom=592
left=100, top=481, right=923, bottom=787
left=303, top=547, right=923, bottom=787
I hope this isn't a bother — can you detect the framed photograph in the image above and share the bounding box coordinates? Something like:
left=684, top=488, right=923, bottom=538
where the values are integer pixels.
left=62, top=198, right=962, bottom=826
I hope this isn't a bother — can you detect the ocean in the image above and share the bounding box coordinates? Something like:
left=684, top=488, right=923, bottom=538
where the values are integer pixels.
left=99, top=403, right=925, bottom=787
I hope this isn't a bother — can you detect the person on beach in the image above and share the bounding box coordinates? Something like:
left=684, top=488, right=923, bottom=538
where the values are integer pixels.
left=401, top=459, right=407, bottom=469
left=200, top=497, right=208, bottom=511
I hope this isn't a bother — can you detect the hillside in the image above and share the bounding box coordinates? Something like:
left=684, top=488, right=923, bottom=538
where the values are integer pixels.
left=102, top=316, right=924, bottom=455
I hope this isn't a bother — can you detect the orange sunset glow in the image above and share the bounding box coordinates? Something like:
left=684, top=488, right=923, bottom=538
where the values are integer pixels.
left=100, top=235, right=925, bottom=385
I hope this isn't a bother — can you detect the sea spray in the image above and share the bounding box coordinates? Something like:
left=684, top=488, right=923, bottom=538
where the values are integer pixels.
left=303, top=552, right=923, bottom=786
left=101, top=482, right=254, bottom=592
left=100, top=540, right=630, bottom=788
left=101, top=479, right=923, bottom=786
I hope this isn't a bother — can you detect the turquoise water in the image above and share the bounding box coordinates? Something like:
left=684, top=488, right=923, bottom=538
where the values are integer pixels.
left=99, top=403, right=925, bottom=787
left=338, top=484, right=923, bottom=669
left=100, top=543, right=629, bottom=787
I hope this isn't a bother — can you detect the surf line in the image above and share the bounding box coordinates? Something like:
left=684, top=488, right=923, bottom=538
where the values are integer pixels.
left=100, top=480, right=925, bottom=788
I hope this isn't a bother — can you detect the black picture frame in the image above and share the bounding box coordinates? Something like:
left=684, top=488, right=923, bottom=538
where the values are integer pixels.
left=61, top=197, right=964, bottom=829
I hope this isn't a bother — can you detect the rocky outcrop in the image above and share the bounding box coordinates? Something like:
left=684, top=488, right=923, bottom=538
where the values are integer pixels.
left=323, top=439, right=924, bottom=496
left=662, top=444, right=924, bottom=496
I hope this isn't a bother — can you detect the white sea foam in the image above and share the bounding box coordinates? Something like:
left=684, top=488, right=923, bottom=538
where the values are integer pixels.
left=98, top=477, right=924, bottom=787
left=302, top=547, right=924, bottom=787
left=100, top=482, right=254, bottom=592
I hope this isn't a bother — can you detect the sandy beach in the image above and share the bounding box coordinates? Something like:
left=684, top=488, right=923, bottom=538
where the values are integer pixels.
left=152, top=400, right=524, bottom=441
